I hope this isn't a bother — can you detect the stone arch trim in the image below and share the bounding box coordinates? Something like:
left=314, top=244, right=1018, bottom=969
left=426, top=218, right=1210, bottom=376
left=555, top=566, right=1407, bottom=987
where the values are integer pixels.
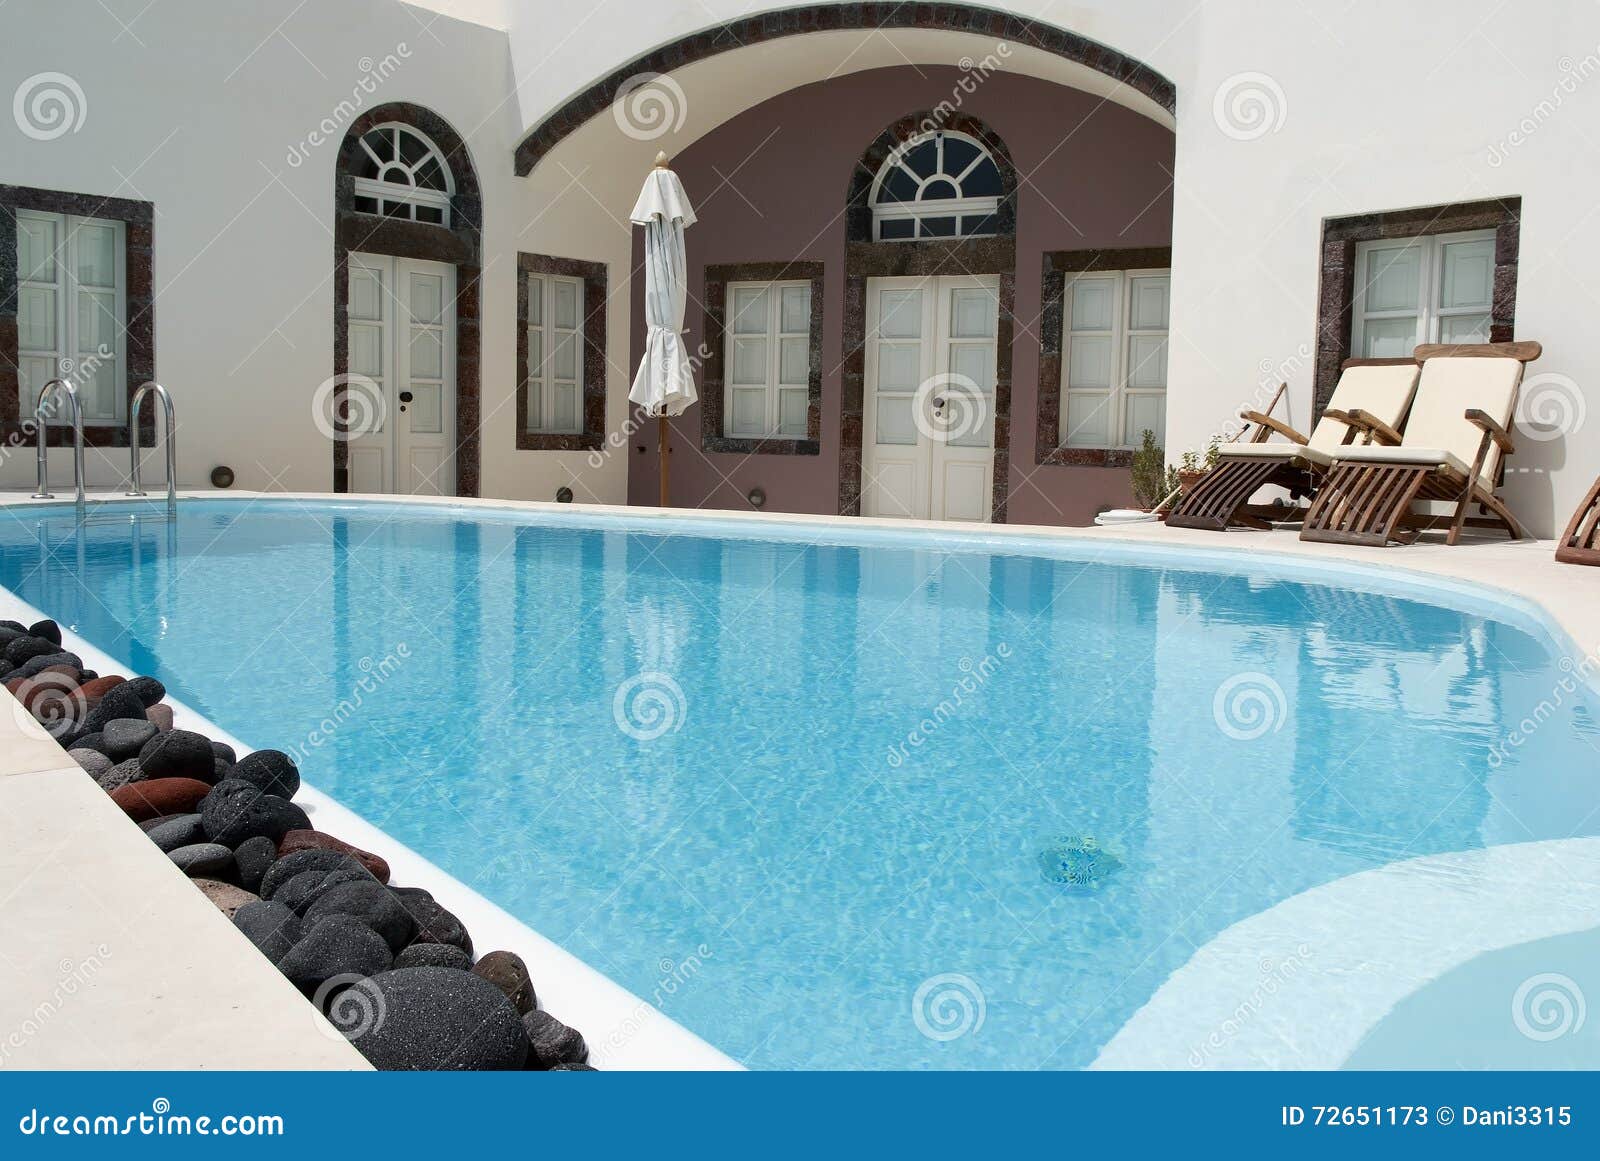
left=844, top=109, right=1018, bottom=243
left=512, top=3, right=1177, bottom=176
left=333, top=103, right=483, bottom=495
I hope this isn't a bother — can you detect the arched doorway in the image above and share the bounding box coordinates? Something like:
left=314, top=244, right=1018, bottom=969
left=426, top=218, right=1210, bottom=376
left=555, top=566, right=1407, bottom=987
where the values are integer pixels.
left=333, top=103, right=481, bottom=496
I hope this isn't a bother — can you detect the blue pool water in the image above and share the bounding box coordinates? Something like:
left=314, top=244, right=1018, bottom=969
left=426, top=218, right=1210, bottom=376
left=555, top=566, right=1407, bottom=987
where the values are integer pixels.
left=3, top=499, right=1599, bottom=1069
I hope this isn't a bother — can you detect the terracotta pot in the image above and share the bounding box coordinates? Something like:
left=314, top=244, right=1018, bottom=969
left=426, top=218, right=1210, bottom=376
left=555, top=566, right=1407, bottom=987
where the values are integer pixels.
left=1176, top=468, right=1208, bottom=494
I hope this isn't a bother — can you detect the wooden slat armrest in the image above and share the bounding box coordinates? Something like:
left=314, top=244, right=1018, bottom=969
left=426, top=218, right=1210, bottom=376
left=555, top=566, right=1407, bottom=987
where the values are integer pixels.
left=1239, top=409, right=1309, bottom=444
left=1465, top=408, right=1516, bottom=454
left=1342, top=408, right=1404, bottom=446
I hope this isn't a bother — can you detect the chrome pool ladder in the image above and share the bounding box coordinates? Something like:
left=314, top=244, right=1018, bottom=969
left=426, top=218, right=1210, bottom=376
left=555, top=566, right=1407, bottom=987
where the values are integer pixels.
left=30, top=378, right=86, bottom=512
left=127, top=380, right=177, bottom=514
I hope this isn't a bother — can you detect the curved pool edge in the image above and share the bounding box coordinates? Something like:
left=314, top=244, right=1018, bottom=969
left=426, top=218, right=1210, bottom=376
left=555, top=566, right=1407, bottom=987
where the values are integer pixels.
left=0, top=581, right=742, bottom=1072
left=1090, top=836, right=1600, bottom=1070
left=6, top=491, right=1593, bottom=691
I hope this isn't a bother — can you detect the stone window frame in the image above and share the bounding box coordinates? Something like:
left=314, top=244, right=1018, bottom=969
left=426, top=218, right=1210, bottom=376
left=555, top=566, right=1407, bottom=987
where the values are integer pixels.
left=334, top=102, right=482, bottom=495
left=0, top=184, right=154, bottom=448
left=516, top=253, right=607, bottom=452
left=701, top=261, right=824, bottom=456
left=1035, top=246, right=1173, bottom=469
left=1314, top=197, right=1520, bottom=412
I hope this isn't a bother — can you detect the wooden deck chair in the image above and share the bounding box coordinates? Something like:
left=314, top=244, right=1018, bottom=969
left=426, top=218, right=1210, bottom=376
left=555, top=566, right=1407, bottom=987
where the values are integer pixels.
left=1556, top=474, right=1600, bottom=565
left=1300, top=341, right=1541, bottom=546
left=1167, top=358, right=1420, bottom=531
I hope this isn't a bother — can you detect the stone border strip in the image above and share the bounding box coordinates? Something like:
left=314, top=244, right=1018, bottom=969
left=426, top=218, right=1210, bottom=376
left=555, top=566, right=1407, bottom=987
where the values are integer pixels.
left=0, top=582, right=739, bottom=1071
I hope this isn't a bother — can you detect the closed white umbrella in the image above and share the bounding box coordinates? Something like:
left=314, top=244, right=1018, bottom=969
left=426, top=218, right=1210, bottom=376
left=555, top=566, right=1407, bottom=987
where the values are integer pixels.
left=628, top=152, right=698, bottom=507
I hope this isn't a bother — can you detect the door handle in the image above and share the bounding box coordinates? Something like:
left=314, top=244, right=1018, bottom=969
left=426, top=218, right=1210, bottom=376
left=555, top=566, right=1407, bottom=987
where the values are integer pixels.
left=398, top=390, right=413, bottom=413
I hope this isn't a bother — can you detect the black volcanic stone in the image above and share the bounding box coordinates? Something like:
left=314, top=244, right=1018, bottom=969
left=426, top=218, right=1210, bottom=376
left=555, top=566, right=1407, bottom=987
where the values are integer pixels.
left=231, top=749, right=299, bottom=798
left=26, top=619, right=61, bottom=645
left=123, top=675, right=165, bottom=707
left=70, top=731, right=109, bottom=756
left=394, top=942, right=474, bottom=971
left=5, top=635, right=60, bottom=666
left=200, top=779, right=308, bottom=847
left=523, top=1010, right=589, bottom=1069
left=211, top=757, right=233, bottom=784
left=277, top=915, right=393, bottom=997
left=210, top=739, right=237, bottom=765
left=233, top=900, right=302, bottom=965
left=233, top=835, right=278, bottom=893
left=342, top=968, right=528, bottom=1070
left=101, top=718, right=157, bottom=760
left=146, top=813, right=207, bottom=852
left=138, top=729, right=215, bottom=780
left=11, top=651, right=82, bottom=679
left=549, top=1063, right=597, bottom=1070
left=302, top=880, right=416, bottom=953
left=260, top=850, right=373, bottom=900
left=276, top=867, right=375, bottom=916
left=393, top=893, right=473, bottom=955
left=168, top=842, right=234, bottom=877
left=82, top=684, right=148, bottom=734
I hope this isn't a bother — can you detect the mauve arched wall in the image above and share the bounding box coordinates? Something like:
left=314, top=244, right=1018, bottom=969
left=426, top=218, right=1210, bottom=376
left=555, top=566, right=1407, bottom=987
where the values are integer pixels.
left=628, top=65, right=1175, bottom=525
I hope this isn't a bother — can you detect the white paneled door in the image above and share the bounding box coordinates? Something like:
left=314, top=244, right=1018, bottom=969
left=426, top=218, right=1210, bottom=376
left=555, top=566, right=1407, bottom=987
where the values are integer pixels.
left=347, top=253, right=456, bottom=495
left=862, top=274, right=998, bottom=522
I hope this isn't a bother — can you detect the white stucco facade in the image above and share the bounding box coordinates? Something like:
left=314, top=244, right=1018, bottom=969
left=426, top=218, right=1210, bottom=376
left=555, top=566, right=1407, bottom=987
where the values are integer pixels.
left=3, top=0, right=1597, bottom=534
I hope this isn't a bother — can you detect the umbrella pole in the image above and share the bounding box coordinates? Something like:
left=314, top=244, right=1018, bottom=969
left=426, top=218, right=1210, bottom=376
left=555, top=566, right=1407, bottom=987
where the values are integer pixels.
left=658, top=414, right=670, bottom=508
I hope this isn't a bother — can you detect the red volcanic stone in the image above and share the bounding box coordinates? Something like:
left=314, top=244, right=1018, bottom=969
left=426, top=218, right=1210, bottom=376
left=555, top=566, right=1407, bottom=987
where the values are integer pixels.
left=110, top=777, right=212, bottom=823
left=277, top=829, right=390, bottom=883
left=7, top=667, right=81, bottom=716
left=76, top=675, right=126, bottom=705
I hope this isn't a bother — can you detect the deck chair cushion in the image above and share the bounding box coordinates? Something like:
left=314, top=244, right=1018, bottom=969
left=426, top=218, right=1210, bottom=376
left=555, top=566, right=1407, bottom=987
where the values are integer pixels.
left=1328, top=442, right=1476, bottom=480
left=1305, top=362, right=1420, bottom=453
left=1217, top=441, right=1333, bottom=467
left=1384, top=355, right=1521, bottom=487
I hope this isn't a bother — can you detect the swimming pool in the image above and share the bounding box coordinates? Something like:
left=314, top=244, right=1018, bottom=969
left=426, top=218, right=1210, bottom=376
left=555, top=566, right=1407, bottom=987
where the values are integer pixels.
left=3, top=498, right=1598, bottom=1069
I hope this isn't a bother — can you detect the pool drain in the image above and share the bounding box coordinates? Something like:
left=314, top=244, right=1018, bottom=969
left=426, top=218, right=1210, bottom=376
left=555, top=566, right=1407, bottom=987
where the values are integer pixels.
left=1038, top=835, right=1123, bottom=887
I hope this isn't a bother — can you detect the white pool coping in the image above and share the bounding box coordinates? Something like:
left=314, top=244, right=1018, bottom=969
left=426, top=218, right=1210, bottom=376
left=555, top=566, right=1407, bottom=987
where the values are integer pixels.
left=3, top=490, right=1598, bottom=1071
left=0, top=582, right=739, bottom=1071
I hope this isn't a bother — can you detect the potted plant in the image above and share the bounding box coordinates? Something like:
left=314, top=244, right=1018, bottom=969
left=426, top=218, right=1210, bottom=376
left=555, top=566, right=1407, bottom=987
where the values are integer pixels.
left=1129, top=429, right=1170, bottom=510
left=1175, top=437, right=1223, bottom=495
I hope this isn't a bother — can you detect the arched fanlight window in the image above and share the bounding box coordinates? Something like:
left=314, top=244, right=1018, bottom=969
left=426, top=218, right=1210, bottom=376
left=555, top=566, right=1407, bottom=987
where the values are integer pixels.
left=351, top=123, right=454, bottom=226
left=868, top=130, right=1003, bottom=241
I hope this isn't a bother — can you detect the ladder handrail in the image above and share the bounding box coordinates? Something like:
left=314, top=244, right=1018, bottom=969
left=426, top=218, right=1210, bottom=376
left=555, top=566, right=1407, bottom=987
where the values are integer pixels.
left=127, top=381, right=177, bottom=514
left=30, top=378, right=85, bottom=509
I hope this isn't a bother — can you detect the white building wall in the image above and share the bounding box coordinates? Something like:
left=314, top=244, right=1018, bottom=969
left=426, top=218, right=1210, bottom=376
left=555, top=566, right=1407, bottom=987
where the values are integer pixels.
left=4, top=0, right=1598, bottom=533
left=1162, top=0, right=1600, bottom=537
